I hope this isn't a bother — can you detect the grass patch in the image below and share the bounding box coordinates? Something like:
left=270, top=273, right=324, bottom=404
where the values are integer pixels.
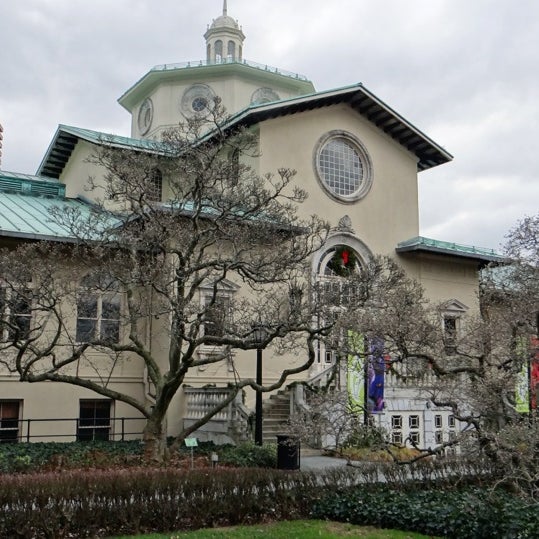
left=110, top=520, right=438, bottom=538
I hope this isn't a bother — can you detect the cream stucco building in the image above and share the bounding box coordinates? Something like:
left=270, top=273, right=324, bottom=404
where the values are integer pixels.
left=0, top=2, right=502, bottom=449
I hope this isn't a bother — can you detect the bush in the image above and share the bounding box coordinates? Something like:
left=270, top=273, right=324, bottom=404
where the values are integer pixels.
left=312, top=485, right=539, bottom=538
left=0, top=467, right=323, bottom=538
left=0, top=440, right=278, bottom=473
left=0, top=440, right=144, bottom=473
left=217, top=442, right=277, bottom=468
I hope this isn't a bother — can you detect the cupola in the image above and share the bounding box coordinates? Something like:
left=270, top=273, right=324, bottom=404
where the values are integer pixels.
left=204, top=1, right=245, bottom=63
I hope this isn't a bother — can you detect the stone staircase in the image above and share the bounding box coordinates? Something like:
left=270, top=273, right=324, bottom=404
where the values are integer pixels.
left=262, top=388, right=292, bottom=444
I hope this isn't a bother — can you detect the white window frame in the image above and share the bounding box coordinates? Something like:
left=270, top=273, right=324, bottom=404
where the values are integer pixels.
left=199, top=279, right=239, bottom=346
left=0, top=284, right=32, bottom=342
left=76, top=278, right=121, bottom=344
left=440, top=299, right=468, bottom=354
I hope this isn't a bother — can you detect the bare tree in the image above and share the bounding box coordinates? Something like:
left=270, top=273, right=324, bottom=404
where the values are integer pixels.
left=0, top=102, right=330, bottom=461
left=320, top=223, right=539, bottom=493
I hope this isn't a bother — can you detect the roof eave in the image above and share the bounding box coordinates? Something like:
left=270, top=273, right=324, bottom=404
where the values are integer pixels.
left=118, top=62, right=316, bottom=112
left=395, top=244, right=506, bottom=265
left=216, top=84, right=453, bottom=171
left=0, top=229, right=79, bottom=244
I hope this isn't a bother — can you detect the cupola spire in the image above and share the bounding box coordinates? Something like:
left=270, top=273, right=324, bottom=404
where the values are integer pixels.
left=205, top=1, right=245, bottom=63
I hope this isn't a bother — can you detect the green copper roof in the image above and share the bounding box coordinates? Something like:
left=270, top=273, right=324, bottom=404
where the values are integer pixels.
left=0, top=170, right=117, bottom=242
left=0, top=170, right=65, bottom=198
left=37, top=124, right=166, bottom=179
left=0, top=192, right=97, bottom=242
left=396, top=236, right=504, bottom=263
left=118, top=58, right=314, bottom=111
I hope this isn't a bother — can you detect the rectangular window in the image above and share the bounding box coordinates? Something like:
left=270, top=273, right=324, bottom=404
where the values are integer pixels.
left=409, top=415, right=420, bottom=429
left=409, top=431, right=420, bottom=446
left=391, top=431, right=403, bottom=445
left=435, top=431, right=443, bottom=444
left=0, top=287, right=32, bottom=341
left=324, top=348, right=335, bottom=363
left=76, top=292, right=120, bottom=343
left=77, top=400, right=112, bottom=441
left=448, top=415, right=456, bottom=429
left=391, top=415, right=402, bottom=430
left=0, top=401, right=20, bottom=443
left=443, top=316, right=458, bottom=353
left=146, top=169, right=163, bottom=202
left=203, top=295, right=231, bottom=338
left=435, top=414, right=443, bottom=429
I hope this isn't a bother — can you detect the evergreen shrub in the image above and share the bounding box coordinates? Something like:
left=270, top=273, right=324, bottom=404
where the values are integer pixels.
left=311, top=485, right=539, bottom=539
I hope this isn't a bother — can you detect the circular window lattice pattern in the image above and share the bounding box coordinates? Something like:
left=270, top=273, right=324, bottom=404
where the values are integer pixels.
left=250, top=87, right=281, bottom=105
left=180, top=84, right=216, bottom=117
left=315, top=132, right=372, bottom=202
left=137, top=98, right=153, bottom=136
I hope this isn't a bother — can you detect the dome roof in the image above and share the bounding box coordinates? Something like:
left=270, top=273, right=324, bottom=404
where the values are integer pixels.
left=210, top=14, right=240, bottom=30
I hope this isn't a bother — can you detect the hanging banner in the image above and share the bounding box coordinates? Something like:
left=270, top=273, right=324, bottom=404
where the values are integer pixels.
left=367, top=337, right=385, bottom=413
left=347, top=333, right=386, bottom=414
left=347, top=331, right=364, bottom=412
left=515, top=362, right=530, bottom=414
left=515, top=337, right=531, bottom=414
left=531, top=337, right=539, bottom=410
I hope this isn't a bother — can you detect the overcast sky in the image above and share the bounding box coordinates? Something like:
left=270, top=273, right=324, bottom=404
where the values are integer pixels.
left=1, top=0, right=538, bottom=251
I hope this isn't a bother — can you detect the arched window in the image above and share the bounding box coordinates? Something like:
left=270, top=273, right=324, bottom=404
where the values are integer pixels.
left=318, top=244, right=363, bottom=306
left=315, top=241, right=368, bottom=365
left=215, top=40, right=223, bottom=62
left=227, top=41, right=236, bottom=60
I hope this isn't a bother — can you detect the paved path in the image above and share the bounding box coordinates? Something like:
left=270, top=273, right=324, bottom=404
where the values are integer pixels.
left=300, top=454, right=348, bottom=471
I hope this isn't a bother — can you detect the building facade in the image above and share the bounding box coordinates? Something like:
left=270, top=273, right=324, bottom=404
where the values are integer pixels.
left=0, top=2, right=502, bottom=449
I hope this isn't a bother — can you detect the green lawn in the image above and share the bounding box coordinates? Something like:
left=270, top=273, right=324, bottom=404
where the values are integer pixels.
left=110, top=520, right=438, bottom=538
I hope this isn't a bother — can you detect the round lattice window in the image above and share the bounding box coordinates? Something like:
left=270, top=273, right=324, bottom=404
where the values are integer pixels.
left=180, top=84, right=216, bottom=117
left=137, top=98, right=154, bottom=136
left=314, top=131, right=372, bottom=202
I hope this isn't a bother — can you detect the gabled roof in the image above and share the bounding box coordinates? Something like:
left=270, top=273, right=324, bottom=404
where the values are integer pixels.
left=396, top=236, right=505, bottom=265
left=39, top=82, right=451, bottom=180
left=37, top=125, right=163, bottom=179
left=220, top=83, right=453, bottom=171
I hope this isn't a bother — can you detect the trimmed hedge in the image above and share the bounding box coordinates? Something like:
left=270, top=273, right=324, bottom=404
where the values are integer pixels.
left=312, top=485, right=539, bottom=539
left=0, top=440, right=277, bottom=473
left=0, top=467, right=323, bottom=538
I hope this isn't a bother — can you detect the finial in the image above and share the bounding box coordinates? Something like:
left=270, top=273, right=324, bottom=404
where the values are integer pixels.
left=223, top=0, right=227, bottom=16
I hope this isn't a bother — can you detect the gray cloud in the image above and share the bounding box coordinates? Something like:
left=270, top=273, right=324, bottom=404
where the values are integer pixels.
left=1, top=0, right=537, bottom=251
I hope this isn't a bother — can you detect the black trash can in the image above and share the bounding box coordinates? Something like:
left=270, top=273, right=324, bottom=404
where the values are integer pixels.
left=277, top=434, right=300, bottom=470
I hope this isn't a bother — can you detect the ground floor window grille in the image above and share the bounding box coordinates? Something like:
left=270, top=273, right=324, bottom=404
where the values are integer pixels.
left=0, top=401, right=20, bottom=442
left=77, top=400, right=112, bottom=441
left=389, top=412, right=423, bottom=448
left=434, top=413, right=457, bottom=449
left=391, top=415, right=403, bottom=444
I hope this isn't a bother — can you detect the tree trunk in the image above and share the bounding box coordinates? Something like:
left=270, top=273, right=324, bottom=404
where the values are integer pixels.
left=142, top=414, right=167, bottom=463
